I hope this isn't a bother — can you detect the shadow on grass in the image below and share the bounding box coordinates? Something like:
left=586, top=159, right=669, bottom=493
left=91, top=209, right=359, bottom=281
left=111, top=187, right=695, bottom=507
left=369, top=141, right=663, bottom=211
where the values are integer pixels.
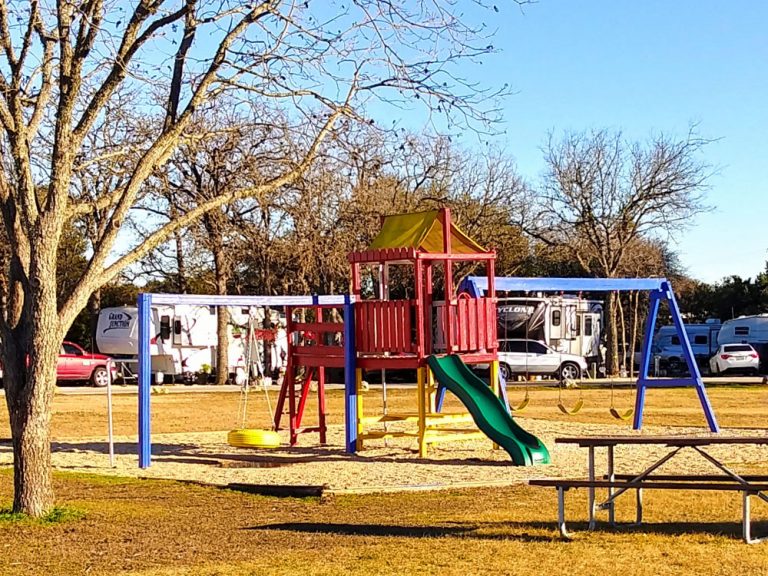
left=49, top=441, right=200, bottom=456
left=258, top=519, right=768, bottom=542
left=3, top=435, right=517, bottom=469
left=504, top=519, right=768, bottom=540
left=178, top=445, right=513, bottom=468
left=253, top=521, right=552, bottom=542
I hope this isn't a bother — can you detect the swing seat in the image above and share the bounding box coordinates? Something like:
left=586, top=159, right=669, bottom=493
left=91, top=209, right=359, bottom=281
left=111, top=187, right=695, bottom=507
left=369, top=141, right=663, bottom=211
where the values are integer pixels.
left=610, top=407, right=634, bottom=421
left=557, top=398, right=584, bottom=415
left=510, top=397, right=530, bottom=412
left=227, top=429, right=281, bottom=449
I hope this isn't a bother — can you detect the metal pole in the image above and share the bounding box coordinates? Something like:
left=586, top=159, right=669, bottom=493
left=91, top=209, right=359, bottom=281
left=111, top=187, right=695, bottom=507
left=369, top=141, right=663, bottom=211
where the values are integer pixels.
left=138, top=293, right=152, bottom=468
left=343, top=295, right=357, bottom=453
left=106, top=359, right=115, bottom=468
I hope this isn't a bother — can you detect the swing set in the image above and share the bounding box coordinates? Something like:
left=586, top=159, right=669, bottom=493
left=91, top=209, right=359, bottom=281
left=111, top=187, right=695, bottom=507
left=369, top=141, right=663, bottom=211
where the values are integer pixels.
left=460, top=276, right=720, bottom=432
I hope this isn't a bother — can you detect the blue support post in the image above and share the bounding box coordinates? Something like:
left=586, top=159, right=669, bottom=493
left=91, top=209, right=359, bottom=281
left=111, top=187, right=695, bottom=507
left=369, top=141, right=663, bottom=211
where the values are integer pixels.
left=138, top=293, right=152, bottom=468
left=664, top=282, right=719, bottom=432
left=435, top=384, right=446, bottom=412
left=633, top=289, right=662, bottom=430
left=639, top=290, right=662, bottom=381
left=343, top=295, right=357, bottom=453
left=498, top=368, right=511, bottom=414
left=633, top=284, right=719, bottom=433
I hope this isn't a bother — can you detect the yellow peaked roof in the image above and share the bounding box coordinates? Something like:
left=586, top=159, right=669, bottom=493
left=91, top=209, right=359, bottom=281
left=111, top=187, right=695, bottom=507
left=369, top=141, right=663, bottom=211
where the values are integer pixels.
left=367, top=210, right=487, bottom=254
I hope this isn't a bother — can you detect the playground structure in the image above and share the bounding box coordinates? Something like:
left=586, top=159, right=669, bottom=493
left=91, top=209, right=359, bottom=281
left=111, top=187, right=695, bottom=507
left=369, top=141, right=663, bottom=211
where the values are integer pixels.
left=136, top=208, right=719, bottom=469
left=347, top=209, right=508, bottom=457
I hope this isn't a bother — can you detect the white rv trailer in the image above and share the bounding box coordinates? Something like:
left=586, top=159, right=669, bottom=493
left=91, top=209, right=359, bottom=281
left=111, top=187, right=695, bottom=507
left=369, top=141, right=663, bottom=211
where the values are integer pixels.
left=496, top=295, right=603, bottom=363
left=96, top=305, right=282, bottom=380
left=647, top=321, right=721, bottom=370
left=717, top=314, right=768, bottom=371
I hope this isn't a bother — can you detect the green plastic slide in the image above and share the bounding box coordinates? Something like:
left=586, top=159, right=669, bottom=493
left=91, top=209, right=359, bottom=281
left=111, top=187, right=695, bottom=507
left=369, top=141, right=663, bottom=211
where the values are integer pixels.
left=427, top=355, right=550, bottom=466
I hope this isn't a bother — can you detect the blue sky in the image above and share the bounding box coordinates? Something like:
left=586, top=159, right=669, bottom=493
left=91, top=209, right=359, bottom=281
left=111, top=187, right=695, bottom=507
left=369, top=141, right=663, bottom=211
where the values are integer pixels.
left=412, top=1, right=768, bottom=283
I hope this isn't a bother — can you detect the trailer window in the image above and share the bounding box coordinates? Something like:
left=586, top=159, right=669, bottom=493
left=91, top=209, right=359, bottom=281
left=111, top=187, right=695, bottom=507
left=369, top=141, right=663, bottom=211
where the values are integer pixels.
left=735, top=326, right=750, bottom=336
left=159, top=316, right=171, bottom=340
left=584, top=317, right=593, bottom=336
left=552, top=310, right=561, bottom=327
left=693, top=335, right=708, bottom=345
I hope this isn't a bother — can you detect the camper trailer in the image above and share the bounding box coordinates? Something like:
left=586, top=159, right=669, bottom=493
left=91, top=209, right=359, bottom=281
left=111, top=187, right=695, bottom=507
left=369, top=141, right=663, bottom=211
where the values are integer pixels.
left=496, top=295, right=603, bottom=364
left=717, top=314, right=768, bottom=371
left=96, top=305, right=283, bottom=381
left=647, top=321, right=721, bottom=372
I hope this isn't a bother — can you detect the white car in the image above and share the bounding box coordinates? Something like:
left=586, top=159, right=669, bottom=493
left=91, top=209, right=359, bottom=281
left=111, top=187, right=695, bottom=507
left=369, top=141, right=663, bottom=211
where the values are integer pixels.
left=709, top=344, right=760, bottom=375
left=498, top=339, right=588, bottom=381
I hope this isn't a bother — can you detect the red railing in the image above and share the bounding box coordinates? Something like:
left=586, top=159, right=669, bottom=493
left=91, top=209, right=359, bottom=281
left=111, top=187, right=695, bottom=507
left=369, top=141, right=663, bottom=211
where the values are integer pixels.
left=434, top=296, right=497, bottom=353
left=354, top=300, right=416, bottom=354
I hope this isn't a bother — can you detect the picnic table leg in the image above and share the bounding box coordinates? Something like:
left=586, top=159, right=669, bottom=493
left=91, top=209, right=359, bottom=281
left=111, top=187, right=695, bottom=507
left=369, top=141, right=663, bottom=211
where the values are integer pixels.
left=558, top=487, right=571, bottom=539
left=607, top=445, right=615, bottom=525
left=588, top=446, right=596, bottom=530
left=635, top=487, right=643, bottom=525
left=743, top=491, right=752, bottom=544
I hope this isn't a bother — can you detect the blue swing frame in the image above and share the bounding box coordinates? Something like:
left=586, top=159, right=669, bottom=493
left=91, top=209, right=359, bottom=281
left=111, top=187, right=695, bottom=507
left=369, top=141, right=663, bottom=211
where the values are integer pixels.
left=136, top=293, right=358, bottom=468
left=456, top=276, right=719, bottom=432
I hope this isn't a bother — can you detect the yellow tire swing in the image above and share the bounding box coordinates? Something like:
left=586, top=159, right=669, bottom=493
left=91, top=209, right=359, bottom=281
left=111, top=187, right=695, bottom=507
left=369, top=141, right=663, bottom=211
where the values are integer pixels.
left=228, top=315, right=281, bottom=449
left=227, top=428, right=281, bottom=449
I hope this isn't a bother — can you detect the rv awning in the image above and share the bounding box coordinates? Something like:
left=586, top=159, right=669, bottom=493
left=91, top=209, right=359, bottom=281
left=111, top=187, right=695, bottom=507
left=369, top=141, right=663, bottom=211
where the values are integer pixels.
left=367, top=210, right=487, bottom=255
left=460, top=276, right=669, bottom=296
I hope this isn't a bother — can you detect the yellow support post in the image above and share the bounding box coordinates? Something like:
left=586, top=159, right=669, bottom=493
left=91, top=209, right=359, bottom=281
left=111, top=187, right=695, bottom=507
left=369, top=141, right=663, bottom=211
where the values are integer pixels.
left=417, top=366, right=428, bottom=457
left=426, top=367, right=437, bottom=414
left=355, top=368, right=364, bottom=451
left=490, top=360, right=500, bottom=451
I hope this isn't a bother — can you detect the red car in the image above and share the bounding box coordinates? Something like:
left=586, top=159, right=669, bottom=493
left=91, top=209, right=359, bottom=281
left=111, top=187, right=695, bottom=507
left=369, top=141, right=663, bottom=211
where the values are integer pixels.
left=58, top=341, right=117, bottom=387
left=0, top=341, right=117, bottom=387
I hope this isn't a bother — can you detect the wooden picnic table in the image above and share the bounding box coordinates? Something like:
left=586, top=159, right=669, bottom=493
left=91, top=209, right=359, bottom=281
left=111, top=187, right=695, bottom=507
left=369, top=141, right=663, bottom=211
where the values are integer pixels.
left=530, top=435, right=768, bottom=543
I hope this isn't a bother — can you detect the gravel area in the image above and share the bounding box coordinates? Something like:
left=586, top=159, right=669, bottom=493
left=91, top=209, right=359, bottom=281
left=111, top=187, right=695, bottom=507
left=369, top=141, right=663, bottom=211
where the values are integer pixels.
left=3, top=419, right=767, bottom=495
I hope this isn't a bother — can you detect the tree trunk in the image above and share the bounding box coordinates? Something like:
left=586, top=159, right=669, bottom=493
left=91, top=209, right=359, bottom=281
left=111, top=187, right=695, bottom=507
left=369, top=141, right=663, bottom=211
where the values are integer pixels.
left=174, top=227, right=188, bottom=294
left=3, top=246, right=61, bottom=516
left=212, top=243, right=230, bottom=386
left=215, top=305, right=229, bottom=385
left=88, top=288, right=101, bottom=352
left=605, top=291, right=620, bottom=376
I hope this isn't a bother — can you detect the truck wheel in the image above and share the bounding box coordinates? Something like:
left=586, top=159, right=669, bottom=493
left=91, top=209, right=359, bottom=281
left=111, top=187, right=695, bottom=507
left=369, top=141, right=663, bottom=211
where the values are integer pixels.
left=499, top=362, right=513, bottom=381
left=91, top=367, right=109, bottom=388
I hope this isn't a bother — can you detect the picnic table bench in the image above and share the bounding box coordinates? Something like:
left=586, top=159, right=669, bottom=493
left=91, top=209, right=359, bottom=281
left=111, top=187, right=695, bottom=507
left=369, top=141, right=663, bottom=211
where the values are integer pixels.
left=529, top=435, right=768, bottom=544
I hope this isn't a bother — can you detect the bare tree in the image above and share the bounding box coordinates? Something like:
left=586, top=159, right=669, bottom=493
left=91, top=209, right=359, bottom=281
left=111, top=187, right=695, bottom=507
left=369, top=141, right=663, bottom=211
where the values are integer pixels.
left=525, top=128, right=712, bottom=373
left=0, top=0, right=514, bottom=516
left=142, top=108, right=286, bottom=383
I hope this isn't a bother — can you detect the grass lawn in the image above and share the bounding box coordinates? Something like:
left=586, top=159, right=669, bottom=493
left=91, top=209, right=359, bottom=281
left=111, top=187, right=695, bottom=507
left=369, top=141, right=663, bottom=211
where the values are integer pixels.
left=1, top=382, right=765, bottom=440
left=2, top=383, right=768, bottom=574
left=1, top=468, right=767, bottom=576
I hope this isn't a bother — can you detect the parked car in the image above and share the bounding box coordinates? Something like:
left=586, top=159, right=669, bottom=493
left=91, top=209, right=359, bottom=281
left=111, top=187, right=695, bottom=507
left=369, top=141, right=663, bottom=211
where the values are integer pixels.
left=498, top=338, right=588, bottom=381
left=709, top=343, right=760, bottom=376
left=0, top=341, right=117, bottom=387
